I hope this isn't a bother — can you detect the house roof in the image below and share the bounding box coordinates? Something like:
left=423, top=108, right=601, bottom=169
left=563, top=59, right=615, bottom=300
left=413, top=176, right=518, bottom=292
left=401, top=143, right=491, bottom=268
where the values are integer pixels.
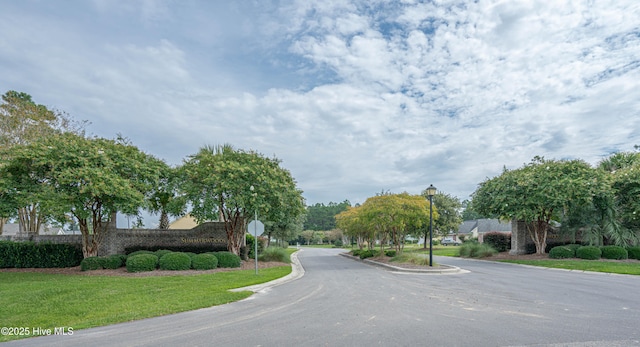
left=1, top=223, right=64, bottom=235
left=458, top=219, right=511, bottom=234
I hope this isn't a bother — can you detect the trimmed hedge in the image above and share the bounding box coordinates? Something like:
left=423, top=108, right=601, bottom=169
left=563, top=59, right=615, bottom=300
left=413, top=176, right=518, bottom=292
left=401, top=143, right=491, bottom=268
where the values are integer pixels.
left=154, top=249, right=173, bottom=259
left=126, top=254, right=158, bottom=272
left=549, top=246, right=574, bottom=259
left=158, top=252, right=192, bottom=270
left=101, top=255, right=126, bottom=269
left=214, top=251, right=242, bottom=268
left=484, top=232, right=511, bottom=252
left=627, top=246, right=640, bottom=260
left=576, top=246, right=602, bottom=260
left=384, top=250, right=397, bottom=257
left=0, top=241, right=83, bottom=268
left=127, top=250, right=155, bottom=257
left=359, top=250, right=380, bottom=259
left=81, top=256, right=103, bottom=271
left=600, top=246, right=628, bottom=260
left=191, top=253, right=218, bottom=270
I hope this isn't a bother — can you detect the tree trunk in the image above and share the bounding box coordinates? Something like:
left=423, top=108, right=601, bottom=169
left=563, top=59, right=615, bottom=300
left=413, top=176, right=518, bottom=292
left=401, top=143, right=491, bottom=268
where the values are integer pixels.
left=159, top=211, right=170, bottom=229
left=0, top=217, right=5, bottom=235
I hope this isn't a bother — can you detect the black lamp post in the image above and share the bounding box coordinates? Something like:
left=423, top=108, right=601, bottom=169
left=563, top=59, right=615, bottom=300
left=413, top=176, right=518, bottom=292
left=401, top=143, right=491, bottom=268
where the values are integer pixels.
left=426, top=184, right=437, bottom=267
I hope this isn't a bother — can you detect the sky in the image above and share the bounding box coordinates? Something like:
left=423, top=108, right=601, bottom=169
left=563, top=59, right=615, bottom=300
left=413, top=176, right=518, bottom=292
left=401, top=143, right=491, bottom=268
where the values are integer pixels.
left=1, top=1, right=639, bottom=227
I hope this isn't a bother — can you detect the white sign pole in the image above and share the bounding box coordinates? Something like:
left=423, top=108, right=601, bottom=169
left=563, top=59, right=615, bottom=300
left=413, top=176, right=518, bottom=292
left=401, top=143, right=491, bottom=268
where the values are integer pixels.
left=254, top=210, right=258, bottom=274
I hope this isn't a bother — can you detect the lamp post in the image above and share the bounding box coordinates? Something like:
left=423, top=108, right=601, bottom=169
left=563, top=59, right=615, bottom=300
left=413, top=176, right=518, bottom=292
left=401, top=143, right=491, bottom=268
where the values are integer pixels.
left=426, top=184, right=437, bottom=267
left=250, top=185, right=258, bottom=274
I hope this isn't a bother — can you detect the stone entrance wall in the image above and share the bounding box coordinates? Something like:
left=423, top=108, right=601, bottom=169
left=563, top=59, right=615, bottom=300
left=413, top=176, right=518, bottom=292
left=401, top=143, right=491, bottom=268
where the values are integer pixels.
left=1, top=221, right=229, bottom=256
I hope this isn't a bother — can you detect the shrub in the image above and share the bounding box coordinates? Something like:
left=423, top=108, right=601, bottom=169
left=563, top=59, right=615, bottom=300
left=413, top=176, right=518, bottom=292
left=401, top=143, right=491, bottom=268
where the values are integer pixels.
left=159, top=252, right=192, bottom=270
left=81, top=256, right=103, bottom=271
left=549, top=246, right=574, bottom=259
left=390, top=253, right=430, bottom=266
left=627, top=246, right=640, bottom=260
left=576, top=246, right=602, bottom=260
left=154, top=249, right=173, bottom=259
left=600, top=246, right=628, bottom=260
left=459, top=243, right=497, bottom=258
left=191, top=253, right=218, bottom=270
left=215, top=251, right=242, bottom=268
left=126, top=254, right=158, bottom=272
left=259, top=247, right=290, bottom=263
left=483, top=232, right=511, bottom=252
left=352, top=249, right=363, bottom=257
left=384, top=250, right=397, bottom=257
left=128, top=250, right=155, bottom=257
left=333, top=239, right=343, bottom=247
left=100, top=255, right=126, bottom=269
left=359, top=250, right=380, bottom=259
left=0, top=241, right=83, bottom=268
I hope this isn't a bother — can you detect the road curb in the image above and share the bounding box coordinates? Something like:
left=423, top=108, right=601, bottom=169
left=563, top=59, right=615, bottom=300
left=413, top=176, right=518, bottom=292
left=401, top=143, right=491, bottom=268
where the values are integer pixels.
left=230, top=249, right=305, bottom=293
left=339, top=252, right=464, bottom=274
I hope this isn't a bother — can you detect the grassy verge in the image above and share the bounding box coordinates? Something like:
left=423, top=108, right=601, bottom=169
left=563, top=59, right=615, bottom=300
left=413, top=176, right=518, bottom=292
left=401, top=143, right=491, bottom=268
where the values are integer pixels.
left=0, top=266, right=291, bottom=342
left=403, top=245, right=460, bottom=257
left=498, top=259, right=640, bottom=275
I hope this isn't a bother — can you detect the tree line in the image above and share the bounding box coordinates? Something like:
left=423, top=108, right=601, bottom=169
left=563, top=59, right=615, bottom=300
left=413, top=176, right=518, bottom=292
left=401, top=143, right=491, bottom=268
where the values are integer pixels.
left=0, top=91, right=305, bottom=258
left=469, top=155, right=640, bottom=254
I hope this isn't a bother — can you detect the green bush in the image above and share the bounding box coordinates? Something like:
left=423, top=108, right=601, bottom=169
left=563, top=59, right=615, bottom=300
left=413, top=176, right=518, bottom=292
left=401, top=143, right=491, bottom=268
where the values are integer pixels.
left=600, top=246, right=628, bottom=260
left=352, top=249, right=363, bottom=257
left=483, top=232, right=511, bottom=252
left=576, top=246, right=602, bottom=260
left=126, top=254, right=158, bottom=272
left=384, top=250, right=397, bottom=257
left=259, top=247, right=290, bottom=263
left=627, top=246, right=640, bottom=260
left=549, top=246, right=575, bottom=259
left=191, top=253, right=218, bottom=270
left=459, top=243, right=497, bottom=258
left=359, top=250, right=380, bottom=259
left=154, top=249, right=173, bottom=259
left=127, top=250, right=155, bottom=257
left=99, top=255, right=126, bottom=269
left=214, top=251, right=242, bottom=268
left=0, top=241, right=83, bottom=268
left=81, top=256, right=103, bottom=271
left=158, top=252, right=192, bottom=270
left=333, top=239, right=343, bottom=247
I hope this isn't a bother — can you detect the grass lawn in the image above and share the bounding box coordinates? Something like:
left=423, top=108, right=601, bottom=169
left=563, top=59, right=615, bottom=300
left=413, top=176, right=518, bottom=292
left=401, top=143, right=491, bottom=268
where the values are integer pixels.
left=498, top=259, right=640, bottom=275
left=0, top=266, right=291, bottom=342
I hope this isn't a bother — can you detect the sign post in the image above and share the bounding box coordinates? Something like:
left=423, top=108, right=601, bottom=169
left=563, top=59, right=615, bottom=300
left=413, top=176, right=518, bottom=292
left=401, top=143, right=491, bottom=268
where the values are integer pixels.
left=248, top=212, right=264, bottom=274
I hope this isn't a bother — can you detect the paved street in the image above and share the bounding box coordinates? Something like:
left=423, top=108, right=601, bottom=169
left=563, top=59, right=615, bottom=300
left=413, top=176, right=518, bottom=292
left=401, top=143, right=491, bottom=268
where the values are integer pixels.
left=7, top=248, right=640, bottom=347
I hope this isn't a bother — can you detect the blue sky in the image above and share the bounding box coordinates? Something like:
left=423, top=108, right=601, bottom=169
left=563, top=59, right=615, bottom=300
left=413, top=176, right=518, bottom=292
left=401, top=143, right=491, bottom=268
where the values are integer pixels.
left=1, top=1, right=639, bottom=227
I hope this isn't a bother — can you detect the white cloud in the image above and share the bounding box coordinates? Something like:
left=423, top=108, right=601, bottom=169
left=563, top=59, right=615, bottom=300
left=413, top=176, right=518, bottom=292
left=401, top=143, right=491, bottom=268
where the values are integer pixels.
left=1, top=0, right=639, bottom=213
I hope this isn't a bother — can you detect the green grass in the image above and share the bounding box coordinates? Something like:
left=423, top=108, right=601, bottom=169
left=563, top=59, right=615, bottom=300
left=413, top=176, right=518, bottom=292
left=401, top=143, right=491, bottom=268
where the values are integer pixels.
left=403, top=244, right=460, bottom=257
left=0, top=266, right=291, bottom=342
left=499, top=259, right=640, bottom=275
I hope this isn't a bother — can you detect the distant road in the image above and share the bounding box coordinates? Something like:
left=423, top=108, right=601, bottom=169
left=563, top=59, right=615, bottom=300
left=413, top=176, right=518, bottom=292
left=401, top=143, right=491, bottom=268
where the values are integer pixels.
left=7, top=248, right=640, bottom=347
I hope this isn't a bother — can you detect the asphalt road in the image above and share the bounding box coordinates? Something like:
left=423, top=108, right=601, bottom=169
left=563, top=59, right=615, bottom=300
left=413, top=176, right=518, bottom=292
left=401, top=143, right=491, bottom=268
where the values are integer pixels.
left=6, top=248, right=640, bottom=347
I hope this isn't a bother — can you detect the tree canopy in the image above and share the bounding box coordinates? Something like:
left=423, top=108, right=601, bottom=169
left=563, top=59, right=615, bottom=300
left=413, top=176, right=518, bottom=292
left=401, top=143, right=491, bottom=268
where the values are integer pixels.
left=0, top=132, right=164, bottom=257
left=303, top=200, right=351, bottom=231
left=180, top=144, right=305, bottom=255
left=472, top=157, right=608, bottom=254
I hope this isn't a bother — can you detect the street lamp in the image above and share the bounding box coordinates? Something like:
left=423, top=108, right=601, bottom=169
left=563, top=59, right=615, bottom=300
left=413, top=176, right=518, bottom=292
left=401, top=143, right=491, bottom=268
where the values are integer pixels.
left=426, top=184, right=437, bottom=267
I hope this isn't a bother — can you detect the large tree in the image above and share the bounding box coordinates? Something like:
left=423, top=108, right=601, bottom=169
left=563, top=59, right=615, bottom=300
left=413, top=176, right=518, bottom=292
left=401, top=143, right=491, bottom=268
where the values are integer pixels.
left=0, top=133, right=164, bottom=257
left=473, top=157, right=608, bottom=254
left=0, top=90, right=86, bottom=233
left=421, top=191, right=462, bottom=237
left=147, top=164, right=186, bottom=229
left=180, top=144, right=305, bottom=255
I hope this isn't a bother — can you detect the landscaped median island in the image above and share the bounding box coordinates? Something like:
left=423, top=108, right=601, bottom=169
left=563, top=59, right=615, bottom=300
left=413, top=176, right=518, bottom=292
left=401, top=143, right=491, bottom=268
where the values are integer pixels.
left=0, top=248, right=296, bottom=343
